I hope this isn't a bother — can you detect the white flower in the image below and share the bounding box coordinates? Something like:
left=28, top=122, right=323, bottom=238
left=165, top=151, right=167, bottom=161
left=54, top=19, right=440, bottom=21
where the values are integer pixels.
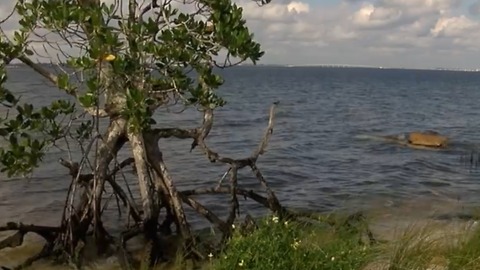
left=331, top=256, right=335, bottom=261
left=232, top=223, right=236, bottom=229
left=272, top=216, right=279, bottom=223
left=239, top=259, right=244, bottom=267
left=291, top=238, right=301, bottom=250
left=208, top=253, right=213, bottom=259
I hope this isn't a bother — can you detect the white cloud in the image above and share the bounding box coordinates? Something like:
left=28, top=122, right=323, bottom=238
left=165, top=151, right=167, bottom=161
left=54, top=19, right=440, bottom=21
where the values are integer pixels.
left=1, top=0, right=480, bottom=69
left=351, top=4, right=404, bottom=29
left=287, top=1, right=310, bottom=14
left=430, top=15, right=478, bottom=37
left=236, top=0, right=480, bottom=69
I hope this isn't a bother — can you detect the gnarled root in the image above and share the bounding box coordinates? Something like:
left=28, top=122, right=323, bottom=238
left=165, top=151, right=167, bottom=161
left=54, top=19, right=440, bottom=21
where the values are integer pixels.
left=0, top=223, right=59, bottom=270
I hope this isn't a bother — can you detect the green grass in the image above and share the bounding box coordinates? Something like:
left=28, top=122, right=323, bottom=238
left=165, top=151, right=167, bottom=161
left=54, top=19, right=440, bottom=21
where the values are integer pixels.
left=446, top=221, right=480, bottom=270
left=204, top=214, right=480, bottom=270
left=375, top=222, right=448, bottom=270
left=208, top=214, right=373, bottom=270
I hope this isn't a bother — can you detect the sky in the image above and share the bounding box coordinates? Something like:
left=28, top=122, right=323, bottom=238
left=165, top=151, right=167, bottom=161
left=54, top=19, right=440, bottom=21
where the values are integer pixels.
left=237, top=0, right=480, bottom=69
left=2, top=0, right=480, bottom=69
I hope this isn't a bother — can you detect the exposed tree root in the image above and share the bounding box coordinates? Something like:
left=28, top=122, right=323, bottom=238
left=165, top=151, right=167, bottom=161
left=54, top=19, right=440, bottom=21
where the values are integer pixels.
left=0, top=223, right=59, bottom=270
left=0, top=223, right=60, bottom=245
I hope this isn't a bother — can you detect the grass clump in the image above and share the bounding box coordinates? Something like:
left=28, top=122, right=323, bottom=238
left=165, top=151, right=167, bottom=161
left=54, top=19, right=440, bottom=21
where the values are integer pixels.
left=446, top=221, right=480, bottom=270
left=379, top=223, right=448, bottom=270
left=209, top=214, right=373, bottom=270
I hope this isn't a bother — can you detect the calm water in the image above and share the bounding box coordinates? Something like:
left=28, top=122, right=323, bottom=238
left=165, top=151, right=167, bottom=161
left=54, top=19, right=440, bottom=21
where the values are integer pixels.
left=2, top=65, right=480, bottom=230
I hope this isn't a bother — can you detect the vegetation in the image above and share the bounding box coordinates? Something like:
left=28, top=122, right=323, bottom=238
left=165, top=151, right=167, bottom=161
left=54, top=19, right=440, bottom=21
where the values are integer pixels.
left=205, top=214, right=480, bottom=270
left=210, top=214, right=374, bottom=270
left=0, top=0, right=291, bottom=269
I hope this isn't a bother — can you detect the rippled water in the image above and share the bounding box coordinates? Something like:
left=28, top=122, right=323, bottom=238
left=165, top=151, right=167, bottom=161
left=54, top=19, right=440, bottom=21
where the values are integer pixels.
left=2, top=65, right=480, bottom=232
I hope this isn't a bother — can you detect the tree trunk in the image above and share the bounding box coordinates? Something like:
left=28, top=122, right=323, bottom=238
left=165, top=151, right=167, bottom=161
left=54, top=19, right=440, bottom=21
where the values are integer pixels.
left=128, top=132, right=156, bottom=224
left=75, top=118, right=127, bottom=253
left=127, top=132, right=162, bottom=267
left=144, top=134, right=195, bottom=253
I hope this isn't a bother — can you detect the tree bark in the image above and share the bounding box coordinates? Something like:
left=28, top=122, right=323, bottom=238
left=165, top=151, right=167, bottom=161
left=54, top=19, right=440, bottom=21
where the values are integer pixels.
left=144, top=134, right=195, bottom=252
left=128, top=132, right=155, bottom=223
left=81, top=118, right=127, bottom=250
left=127, top=131, right=161, bottom=267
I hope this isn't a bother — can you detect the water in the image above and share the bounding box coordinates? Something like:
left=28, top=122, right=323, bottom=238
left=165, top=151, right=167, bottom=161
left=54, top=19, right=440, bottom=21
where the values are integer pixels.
left=2, top=65, right=480, bottom=233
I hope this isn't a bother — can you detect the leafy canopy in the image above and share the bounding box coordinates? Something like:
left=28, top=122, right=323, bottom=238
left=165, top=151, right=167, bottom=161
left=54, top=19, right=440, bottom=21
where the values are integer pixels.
left=0, top=0, right=266, bottom=177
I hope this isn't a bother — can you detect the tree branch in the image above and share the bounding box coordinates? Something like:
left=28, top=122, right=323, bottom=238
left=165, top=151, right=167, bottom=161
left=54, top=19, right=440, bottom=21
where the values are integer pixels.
left=151, top=128, right=197, bottom=140
left=182, top=187, right=275, bottom=211
left=59, top=157, right=142, bottom=223
left=250, top=163, right=282, bottom=213
left=140, top=0, right=160, bottom=19
left=226, top=166, right=239, bottom=226
left=151, top=102, right=278, bottom=166
left=180, top=194, right=229, bottom=235
left=16, top=55, right=109, bottom=117
left=251, top=102, right=278, bottom=161
left=0, top=222, right=60, bottom=245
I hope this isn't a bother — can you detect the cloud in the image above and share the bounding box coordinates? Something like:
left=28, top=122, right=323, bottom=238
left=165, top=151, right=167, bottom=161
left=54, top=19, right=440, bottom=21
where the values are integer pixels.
left=235, top=0, right=480, bottom=69
left=1, top=0, right=480, bottom=69
left=430, top=15, right=478, bottom=38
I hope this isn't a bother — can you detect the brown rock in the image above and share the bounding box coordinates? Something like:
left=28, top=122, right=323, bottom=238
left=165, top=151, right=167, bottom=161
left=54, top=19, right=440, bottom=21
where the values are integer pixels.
left=407, top=132, right=448, bottom=148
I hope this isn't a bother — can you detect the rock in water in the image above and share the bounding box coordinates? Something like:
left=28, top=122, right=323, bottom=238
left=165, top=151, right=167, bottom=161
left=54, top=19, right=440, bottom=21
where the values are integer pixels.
left=407, top=132, right=448, bottom=148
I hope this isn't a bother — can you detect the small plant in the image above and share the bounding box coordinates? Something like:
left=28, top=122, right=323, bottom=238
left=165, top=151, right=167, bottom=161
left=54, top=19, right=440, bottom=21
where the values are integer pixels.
left=210, top=214, right=373, bottom=270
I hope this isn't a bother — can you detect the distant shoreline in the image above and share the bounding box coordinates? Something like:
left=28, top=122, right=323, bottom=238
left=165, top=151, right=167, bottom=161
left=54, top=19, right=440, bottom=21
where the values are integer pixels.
left=6, top=62, right=480, bottom=73
left=242, top=64, right=480, bottom=73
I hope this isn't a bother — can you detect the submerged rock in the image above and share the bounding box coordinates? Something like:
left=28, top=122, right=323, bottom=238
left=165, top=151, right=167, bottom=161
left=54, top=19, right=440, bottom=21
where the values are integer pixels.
left=361, top=131, right=450, bottom=150
left=407, top=131, right=448, bottom=148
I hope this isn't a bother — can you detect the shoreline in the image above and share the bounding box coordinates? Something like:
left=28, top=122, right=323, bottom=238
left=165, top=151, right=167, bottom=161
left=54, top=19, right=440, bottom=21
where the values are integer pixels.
left=2, top=196, right=480, bottom=269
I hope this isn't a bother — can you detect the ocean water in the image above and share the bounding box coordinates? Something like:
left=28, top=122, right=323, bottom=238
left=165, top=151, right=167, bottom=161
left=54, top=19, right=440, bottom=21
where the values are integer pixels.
left=2, top=65, right=480, bottom=231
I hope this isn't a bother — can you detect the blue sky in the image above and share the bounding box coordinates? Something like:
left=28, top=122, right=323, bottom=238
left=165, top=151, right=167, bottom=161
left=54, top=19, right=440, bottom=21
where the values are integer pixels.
left=237, top=0, right=480, bottom=69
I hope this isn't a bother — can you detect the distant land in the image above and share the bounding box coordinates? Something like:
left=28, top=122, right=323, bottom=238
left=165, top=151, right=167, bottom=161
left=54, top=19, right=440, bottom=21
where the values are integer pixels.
left=6, top=62, right=480, bottom=73
left=243, top=63, right=480, bottom=72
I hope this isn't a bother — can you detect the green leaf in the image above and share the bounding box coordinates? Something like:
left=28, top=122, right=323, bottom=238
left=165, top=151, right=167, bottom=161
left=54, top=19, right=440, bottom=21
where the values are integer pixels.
left=57, top=74, right=69, bottom=90
left=78, top=94, right=95, bottom=108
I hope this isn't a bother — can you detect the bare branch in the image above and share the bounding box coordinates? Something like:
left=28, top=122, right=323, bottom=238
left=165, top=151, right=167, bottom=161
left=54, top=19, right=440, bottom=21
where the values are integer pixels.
left=180, top=195, right=229, bottom=235
left=251, top=102, right=278, bottom=160
left=17, top=56, right=59, bottom=86
left=59, top=157, right=142, bottom=223
left=151, top=127, right=197, bottom=140
left=226, top=166, right=239, bottom=226
left=58, top=158, right=94, bottom=184
left=152, top=102, right=279, bottom=167
left=181, top=187, right=278, bottom=212
left=0, top=7, right=15, bottom=25
left=250, top=163, right=282, bottom=213
left=140, top=0, right=160, bottom=19
left=0, top=222, right=60, bottom=244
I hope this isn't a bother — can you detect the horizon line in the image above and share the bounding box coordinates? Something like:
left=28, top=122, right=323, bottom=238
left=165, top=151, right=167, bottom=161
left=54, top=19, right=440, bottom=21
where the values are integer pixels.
left=6, top=62, right=480, bottom=73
